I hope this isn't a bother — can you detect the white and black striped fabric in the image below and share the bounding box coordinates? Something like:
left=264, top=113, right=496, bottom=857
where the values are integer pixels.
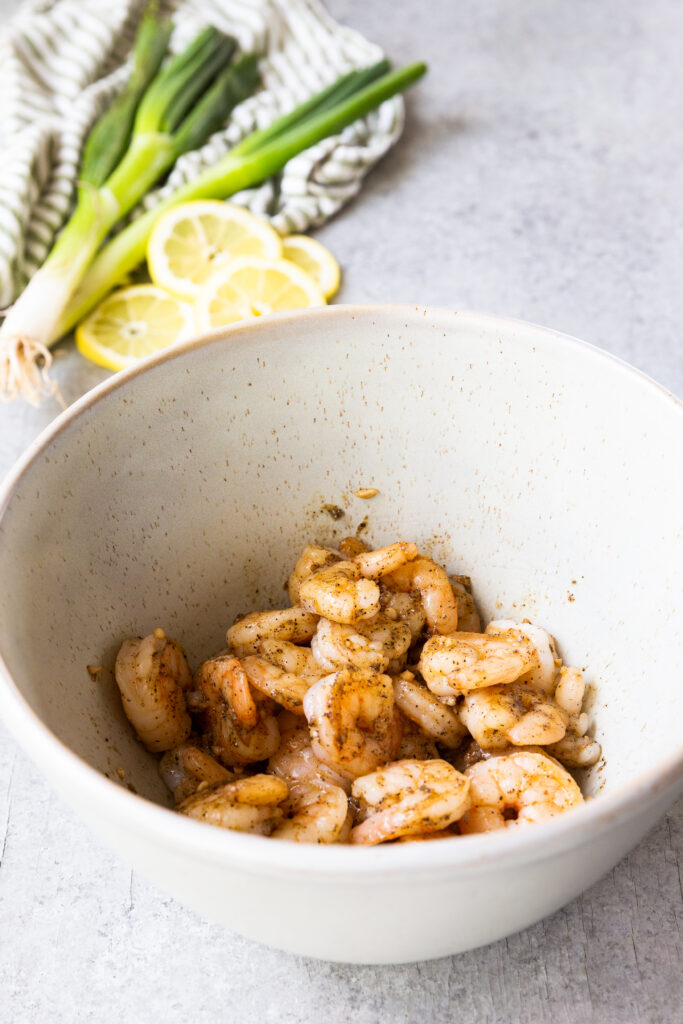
left=0, top=0, right=404, bottom=307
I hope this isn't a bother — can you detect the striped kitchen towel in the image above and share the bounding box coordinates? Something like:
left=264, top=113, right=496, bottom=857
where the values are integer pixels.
left=0, top=0, right=404, bottom=308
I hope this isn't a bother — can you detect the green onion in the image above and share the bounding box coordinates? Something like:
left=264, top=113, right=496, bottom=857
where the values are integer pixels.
left=59, top=61, right=427, bottom=339
left=133, top=26, right=236, bottom=135
left=172, top=53, right=260, bottom=156
left=0, top=18, right=256, bottom=404
left=230, top=59, right=391, bottom=159
left=79, top=5, right=172, bottom=188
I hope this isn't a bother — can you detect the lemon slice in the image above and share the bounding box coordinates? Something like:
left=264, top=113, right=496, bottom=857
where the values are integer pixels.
left=76, top=285, right=195, bottom=371
left=195, top=256, right=326, bottom=330
left=281, top=234, right=341, bottom=299
left=147, top=201, right=283, bottom=300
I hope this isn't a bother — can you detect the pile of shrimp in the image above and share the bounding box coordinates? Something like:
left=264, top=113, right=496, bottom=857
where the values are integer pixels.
left=114, top=538, right=601, bottom=845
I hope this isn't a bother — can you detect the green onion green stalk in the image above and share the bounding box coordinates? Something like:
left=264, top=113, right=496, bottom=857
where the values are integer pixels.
left=79, top=7, right=172, bottom=188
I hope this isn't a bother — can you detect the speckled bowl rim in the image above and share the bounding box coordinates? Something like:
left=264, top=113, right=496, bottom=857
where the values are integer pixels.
left=0, top=305, right=682, bottom=879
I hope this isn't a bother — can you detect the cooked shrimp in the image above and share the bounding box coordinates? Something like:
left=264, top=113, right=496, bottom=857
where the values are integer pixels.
left=311, top=615, right=412, bottom=673
left=241, top=655, right=315, bottom=715
left=178, top=775, right=289, bottom=834
left=546, top=733, right=601, bottom=768
left=449, top=575, right=482, bottom=633
left=194, top=652, right=258, bottom=727
left=257, top=638, right=319, bottom=677
left=268, top=720, right=351, bottom=792
left=288, top=545, right=341, bottom=604
left=460, top=750, right=583, bottom=832
left=117, top=536, right=603, bottom=845
left=394, top=828, right=459, bottom=842
left=350, top=759, right=471, bottom=844
left=379, top=588, right=426, bottom=639
left=271, top=780, right=350, bottom=843
left=486, top=620, right=558, bottom=694
left=227, top=606, right=319, bottom=658
left=196, top=656, right=280, bottom=767
left=115, top=628, right=192, bottom=752
left=299, top=560, right=380, bottom=624
left=303, top=668, right=401, bottom=780
left=354, top=541, right=418, bottom=579
left=460, top=683, right=568, bottom=750
left=553, top=665, right=586, bottom=714
left=272, top=708, right=306, bottom=739
left=383, top=557, right=459, bottom=634
left=338, top=536, right=368, bottom=557
left=200, top=697, right=280, bottom=767
left=159, top=743, right=233, bottom=803
left=570, top=712, right=591, bottom=737
left=546, top=665, right=601, bottom=765
left=396, top=715, right=440, bottom=760
left=419, top=631, right=537, bottom=701
left=393, top=671, right=467, bottom=748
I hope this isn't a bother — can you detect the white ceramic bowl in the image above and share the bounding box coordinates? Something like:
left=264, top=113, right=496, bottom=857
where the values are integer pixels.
left=0, top=306, right=681, bottom=964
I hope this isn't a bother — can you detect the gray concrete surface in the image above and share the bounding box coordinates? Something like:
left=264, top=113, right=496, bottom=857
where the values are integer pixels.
left=0, top=0, right=681, bottom=1021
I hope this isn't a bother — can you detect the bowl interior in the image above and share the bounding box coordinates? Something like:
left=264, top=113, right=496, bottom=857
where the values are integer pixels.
left=1, top=307, right=681, bottom=808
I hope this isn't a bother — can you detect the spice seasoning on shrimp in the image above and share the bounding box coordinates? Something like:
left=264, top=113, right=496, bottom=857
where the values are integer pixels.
left=112, top=538, right=602, bottom=843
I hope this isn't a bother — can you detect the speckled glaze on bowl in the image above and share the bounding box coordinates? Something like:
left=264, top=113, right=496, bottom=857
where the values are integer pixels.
left=0, top=306, right=681, bottom=964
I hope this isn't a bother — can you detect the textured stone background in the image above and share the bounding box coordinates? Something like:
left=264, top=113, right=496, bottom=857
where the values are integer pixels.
left=0, top=1, right=681, bottom=1021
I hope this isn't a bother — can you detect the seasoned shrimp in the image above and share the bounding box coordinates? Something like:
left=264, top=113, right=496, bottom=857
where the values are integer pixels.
left=393, top=671, right=467, bottom=748
left=311, top=615, right=412, bottom=673
left=419, top=631, right=537, bottom=701
left=276, top=709, right=305, bottom=735
left=227, top=606, right=319, bottom=658
left=268, top=720, right=351, bottom=792
left=257, top=638, right=319, bottom=677
left=460, top=683, right=568, bottom=750
left=178, top=775, right=289, bottom=834
left=115, top=628, right=192, bottom=752
left=553, top=665, right=586, bottom=715
left=288, top=545, right=341, bottom=604
left=394, top=827, right=460, bottom=842
left=196, top=656, right=280, bottom=767
left=271, top=780, right=350, bottom=843
left=299, top=560, right=380, bottom=624
left=159, top=743, right=233, bottom=804
left=546, top=732, right=601, bottom=767
left=486, top=620, right=559, bottom=694
left=338, top=536, right=368, bottom=557
left=396, top=715, right=439, bottom=760
left=449, top=575, right=482, bottom=633
left=354, top=541, right=418, bottom=579
left=193, top=652, right=258, bottom=727
left=116, top=536, right=603, bottom=845
left=241, top=655, right=316, bottom=715
left=460, top=750, right=583, bottom=832
left=546, top=665, right=601, bottom=766
left=379, top=588, right=426, bottom=639
left=350, top=759, right=471, bottom=844
left=303, top=668, right=402, bottom=780
left=383, top=557, right=459, bottom=634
